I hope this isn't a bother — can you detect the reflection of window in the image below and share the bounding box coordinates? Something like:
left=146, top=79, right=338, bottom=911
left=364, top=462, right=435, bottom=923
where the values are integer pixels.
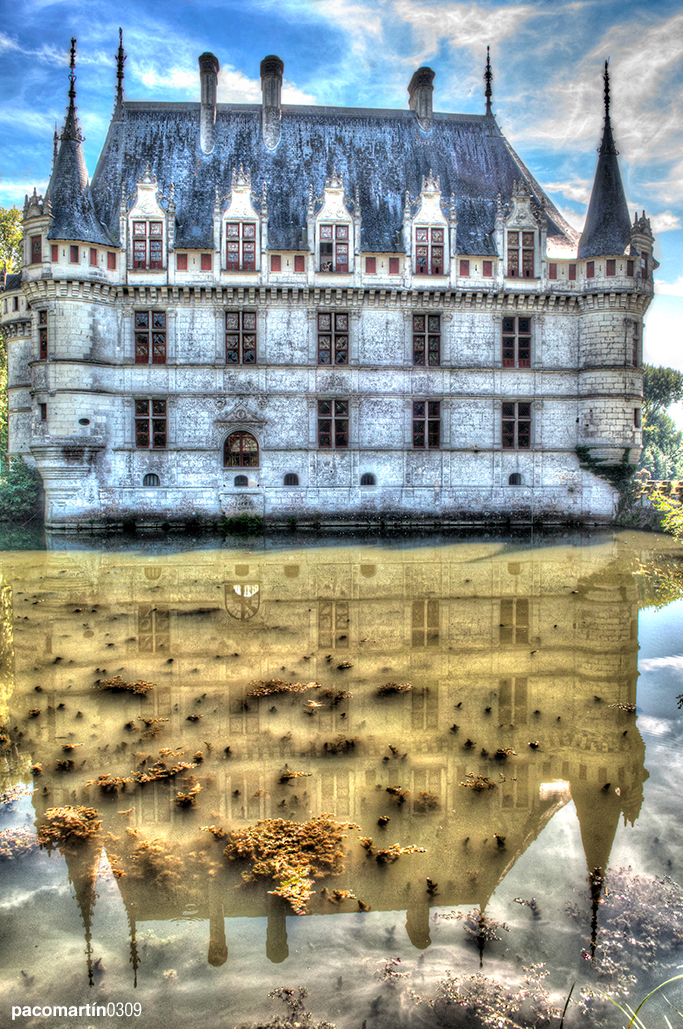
left=319, top=224, right=349, bottom=273
left=135, top=399, right=167, bottom=449
left=413, top=400, right=440, bottom=448
left=133, top=221, right=163, bottom=270
left=321, top=769, right=351, bottom=815
left=360, top=565, right=376, bottom=577
left=144, top=566, right=163, bottom=580
left=135, top=311, right=166, bottom=364
left=226, top=311, right=256, bottom=364
left=226, top=222, right=256, bottom=271
left=318, top=399, right=348, bottom=449
left=317, top=312, right=348, bottom=365
left=412, top=600, right=439, bottom=647
left=138, top=606, right=170, bottom=651
left=415, top=227, right=444, bottom=275
left=284, top=565, right=300, bottom=578
left=224, top=432, right=259, bottom=467
left=412, top=689, right=438, bottom=729
left=499, top=677, right=528, bottom=724
left=502, top=403, right=531, bottom=450
left=225, top=583, right=260, bottom=620
left=501, top=760, right=528, bottom=808
left=229, top=684, right=259, bottom=735
left=502, top=317, right=531, bottom=368
left=319, top=601, right=349, bottom=649
left=284, top=473, right=299, bottom=486
left=413, top=314, right=440, bottom=366
left=499, top=600, right=529, bottom=644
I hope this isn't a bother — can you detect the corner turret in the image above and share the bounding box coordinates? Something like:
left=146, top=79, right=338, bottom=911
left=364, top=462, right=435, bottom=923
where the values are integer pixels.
left=578, top=62, right=632, bottom=260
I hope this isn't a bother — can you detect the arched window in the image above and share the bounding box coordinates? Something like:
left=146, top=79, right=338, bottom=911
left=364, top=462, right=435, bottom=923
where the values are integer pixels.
left=224, top=432, right=259, bottom=467
left=284, top=473, right=299, bottom=486
left=234, top=474, right=248, bottom=487
left=360, top=473, right=376, bottom=486
left=508, top=473, right=523, bottom=486
left=143, top=473, right=160, bottom=487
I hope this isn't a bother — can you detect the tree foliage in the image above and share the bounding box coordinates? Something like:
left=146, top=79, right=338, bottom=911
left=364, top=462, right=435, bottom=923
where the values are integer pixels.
left=0, top=208, right=22, bottom=273
left=0, top=457, right=42, bottom=523
left=643, top=364, right=683, bottom=414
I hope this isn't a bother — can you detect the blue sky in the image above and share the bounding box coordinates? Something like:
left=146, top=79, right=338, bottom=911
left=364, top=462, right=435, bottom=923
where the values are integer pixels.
left=0, top=0, right=681, bottom=377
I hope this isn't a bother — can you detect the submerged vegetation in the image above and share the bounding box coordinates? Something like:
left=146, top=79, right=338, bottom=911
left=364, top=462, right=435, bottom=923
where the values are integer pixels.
left=37, top=806, right=101, bottom=848
left=95, top=675, right=156, bottom=696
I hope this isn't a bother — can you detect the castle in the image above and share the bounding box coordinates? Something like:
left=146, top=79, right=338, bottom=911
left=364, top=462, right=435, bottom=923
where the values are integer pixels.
left=0, top=37, right=655, bottom=530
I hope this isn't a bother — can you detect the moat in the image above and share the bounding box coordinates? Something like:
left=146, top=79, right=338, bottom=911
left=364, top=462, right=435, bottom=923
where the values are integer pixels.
left=0, top=530, right=682, bottom=1028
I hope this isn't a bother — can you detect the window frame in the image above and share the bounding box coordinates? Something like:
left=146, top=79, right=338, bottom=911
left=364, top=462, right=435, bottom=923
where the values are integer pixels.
left=31, top=236, right=42, bottom=265
left=134, top=310, right=167, bottom=365
left=317, top=311, right=349, bottom=365
left=226, top=222, right=257, bottom=271
left=412, top=400, right=441, bottom=449
left=223, top=431, right=260, bottom=468
left=319, top=223, right=350, bottom=273
left=132, top=220, right=164, bottom=270
left=502, top=401, right=532, bottom=450
left=483, top=260, right=493, bottom=278
left=318, top=398, right=349, bottom=449
left=507, top=230, right=535, bottom=278
left=414, top=226, right=445, bottom=275
left=412, top=313, right=441, bottom=366
left=135, top=398, right=167, bottom=450
left=38, top=310, right=48, bottom=361
left=502, top=316, right=531, bottom=369
left=225, top=310, right=257, bottom=364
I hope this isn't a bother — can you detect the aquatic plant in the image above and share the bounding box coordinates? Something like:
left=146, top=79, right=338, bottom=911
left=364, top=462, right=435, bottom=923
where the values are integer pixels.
left=377, top=682, right=412, bottom=696
left=223, top=814, right=359, bottom=914
left=174, top=782, right=202, bottom=807
left=409, top=964, right=561, bottom=1028
left=233, top=986, right=335, bottom=1029
left=460, top=773, right=497, bottom=792
left=247, top=679, right=321, bottom=697
left=414, top=790, right=440, bottom=812
left=279, top=765, right=312, bottom=783
left=85, top=773, right=133, bottom=793
left=374, top=843, right=426, bottom=865
left=96, top=675, right=156, bottom=696
left=38, top=806, right=101, bottom=847
left=322, top=735, right=357, bottom=753
left=376, top=957, right=411, bottom=983
left=318, top=688, right=352, bottom=706
left=133, top=760, right=197, bottom=785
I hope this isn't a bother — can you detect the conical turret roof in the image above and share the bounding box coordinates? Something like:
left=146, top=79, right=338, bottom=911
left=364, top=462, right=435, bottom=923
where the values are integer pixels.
left=47, top=38, right=112, bottom=247
left=578, top=63, right=632, bottom=259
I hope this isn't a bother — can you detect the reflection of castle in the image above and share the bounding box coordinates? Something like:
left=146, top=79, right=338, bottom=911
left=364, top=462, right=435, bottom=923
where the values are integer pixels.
left=1, top=538, right=646, bottom=972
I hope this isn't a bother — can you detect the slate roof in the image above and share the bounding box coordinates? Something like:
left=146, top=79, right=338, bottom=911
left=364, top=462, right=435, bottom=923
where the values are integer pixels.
left=1, top=272, right=22, bottom=293
left=48, top=104, right=113, bottom=248
left=90, top=103, right=580, bottom=255
left=578, top=115, right=632, bottom=260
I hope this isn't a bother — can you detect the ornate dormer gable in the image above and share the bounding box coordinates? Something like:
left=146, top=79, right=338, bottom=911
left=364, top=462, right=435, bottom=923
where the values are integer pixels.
left=24, top=188, right=51, bottom=220
left=313, top=169, right=354, bottom=274
left=503, top=179, right=541, bottom=279
left=221, top=166, right=261, bottom=272
left=409, top=170, right=448, bottom=276
left=127, top=166, right=167, bottom=271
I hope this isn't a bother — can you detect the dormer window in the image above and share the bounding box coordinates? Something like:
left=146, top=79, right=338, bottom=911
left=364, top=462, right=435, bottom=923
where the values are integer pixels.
left=226, top=223, right=256, bottom=271
left=507, top=231, right=534, bottom=278
left=133, top=221, right=163, bottom=270
left=319, top=224, right=349, bottom=273
left=415, top=228, right=444, bottom=275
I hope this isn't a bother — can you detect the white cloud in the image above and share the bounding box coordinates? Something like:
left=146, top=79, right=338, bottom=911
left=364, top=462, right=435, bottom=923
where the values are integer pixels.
left=639, top=655, right=683, bottom=673
left=391, top=0, right=534, bottom=63
left=542, top=179, right=592, bottom=206
left=655, top=276, right=683, bottom=297
left=138, top=62, right=317, bottom=106
left=649, top=211, right=681, bottom=233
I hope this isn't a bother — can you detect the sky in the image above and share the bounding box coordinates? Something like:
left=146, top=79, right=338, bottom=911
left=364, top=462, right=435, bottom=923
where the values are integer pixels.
left=0, top=0, right=681, bottom=377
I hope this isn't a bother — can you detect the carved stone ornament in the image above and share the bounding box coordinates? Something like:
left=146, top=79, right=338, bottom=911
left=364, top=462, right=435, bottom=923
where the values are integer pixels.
left=214, top=397, right=266, bottom=427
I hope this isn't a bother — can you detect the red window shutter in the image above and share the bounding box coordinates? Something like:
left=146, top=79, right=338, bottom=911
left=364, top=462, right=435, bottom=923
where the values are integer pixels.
left=606, top=259, right=616, bottom=276
left=389, top=257, right=399, bottom=274
left=176, top=253, right=187, bottom=271
left=549, top=263, right=557, bottom=280
left=627, top=260, right=634, bottom=276
left=107, top=252, right=117, bottom=270
left=201, top=253, right=212, bottom=271
left=568, top=264, right=576, bottom=281
left=51, top=245, right=59, bottom=262
left=586, top=261, right=595, bottom=278
left=70, top=245, right=79, bottom=264
left=270, top=254, right=281, bottom=272
left=90, top=248, right=97, bottom=267
left=483, top=260, right=492, bottom=277
left=459, top=259, right=470, bottom=277
left=294, top=255, right=305, bottom=272
left=365, top=257, right=376, bottom=273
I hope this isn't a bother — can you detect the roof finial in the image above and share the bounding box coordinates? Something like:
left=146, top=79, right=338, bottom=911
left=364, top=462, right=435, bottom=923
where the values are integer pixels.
left=484, top=45, right=493, bottom=116
left=52, top=124, right=59, bottom=168
left=597, top=58, right=618, bottom=156
left=115, top=28, right=126, bottom=108
left=603, top=58, right=610, bottom=121
left=61, top=37, right=84, bottom=142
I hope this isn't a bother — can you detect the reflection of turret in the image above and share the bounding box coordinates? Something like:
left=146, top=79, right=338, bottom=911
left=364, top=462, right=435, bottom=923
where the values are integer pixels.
left=266, top=895, right=288, bottom=963
left=62, top=844, right=101, bottom=987
left=208, top=881, right=228, bottom=967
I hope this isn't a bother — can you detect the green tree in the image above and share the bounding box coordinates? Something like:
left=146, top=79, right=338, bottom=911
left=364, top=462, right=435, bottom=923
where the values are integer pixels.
left=643, top=364, right=683, bottom=415
left=0, top=207, right=22, bottom=273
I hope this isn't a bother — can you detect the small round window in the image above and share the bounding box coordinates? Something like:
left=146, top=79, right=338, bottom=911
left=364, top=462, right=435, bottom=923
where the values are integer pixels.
left=79, top=418, right=90, bottom=426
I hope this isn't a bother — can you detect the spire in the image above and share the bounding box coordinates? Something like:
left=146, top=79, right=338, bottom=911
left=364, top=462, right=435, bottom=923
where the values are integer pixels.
left=484, top=46, right=493, bottom=117
left=115, top=28, right=126, bottom=113
left=62, top=38, right=84, bottom=144
left=578, top=60, right=631, bottom=260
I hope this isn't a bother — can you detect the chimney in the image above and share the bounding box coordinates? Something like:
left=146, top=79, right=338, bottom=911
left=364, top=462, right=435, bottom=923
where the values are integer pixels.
left=408, top=67, right=435, bottom=130
left=260, top=55, right=284, bottom=150
left=198, top=52, right=220, bottom=155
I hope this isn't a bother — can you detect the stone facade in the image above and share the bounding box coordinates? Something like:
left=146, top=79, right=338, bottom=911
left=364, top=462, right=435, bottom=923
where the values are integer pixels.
left=0, top=41, right=656, bottom=530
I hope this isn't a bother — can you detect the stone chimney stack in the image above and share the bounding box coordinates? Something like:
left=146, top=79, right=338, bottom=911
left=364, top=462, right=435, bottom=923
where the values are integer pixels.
left=199, top=52, right=220, bottom=155
left=260, top=55, right=284, bottom=150
left=408, top=67, right=435, bottom=131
